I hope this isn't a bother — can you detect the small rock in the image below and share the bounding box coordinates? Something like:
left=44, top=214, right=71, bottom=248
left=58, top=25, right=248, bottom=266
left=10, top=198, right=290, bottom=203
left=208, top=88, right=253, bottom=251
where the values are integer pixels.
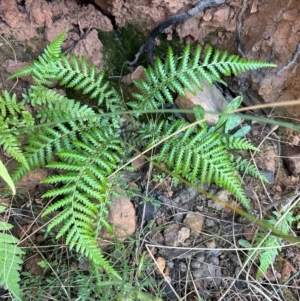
left=179, top=262, right=187, bottom=272
left=281, top=259, right=296, bottom=283
left=99, top=194, right=136, bottom=246
left=16, top=168, right=49, bottom=197
left=167, top=261, right=174, bottom=269
left=25, top=254, right=44, bottom=276
left=175, top=82, right=228, bottom=125
left=243, top=225, right=257, bottom=242
left=154, top=256, right=166, bottom=275
left=26, top=0, right=53, bottom=27
left=255, top=141, right=277, bottom=173
left=281, top=145, right=300, bottom=175
left=261, top=170, right=275, bottom=182
left=163, top=224, right=180, bottom=247
left=235, top=280, right=247, bottom=290
left=131, top=152, right=146, bottom=169
left=73, top=29, right=104, bottom=67
left=152, top=232, right=165, bottom=245
left=177, top=226, right=190, bottom=244
left=207, top=189, right=229, bottom=210
left=213, top=7, right=230, bottom=23
left=183, top=212, right=204, bottom=236
left=164, top=266, right=170, bottom=276
left=205, top=218, right=215, bottom=228
left=192, top=254, right=222, bottom=287
left=196, top=205, right=204, bottom=211
left=205, top=239, right=216, bottom=249
left=121, top=66, right=145, bottom=84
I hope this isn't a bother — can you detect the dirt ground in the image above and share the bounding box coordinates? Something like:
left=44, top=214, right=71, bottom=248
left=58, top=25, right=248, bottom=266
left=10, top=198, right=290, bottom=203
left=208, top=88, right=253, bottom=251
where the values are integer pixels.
left=0, top=0, right=300, bottom=300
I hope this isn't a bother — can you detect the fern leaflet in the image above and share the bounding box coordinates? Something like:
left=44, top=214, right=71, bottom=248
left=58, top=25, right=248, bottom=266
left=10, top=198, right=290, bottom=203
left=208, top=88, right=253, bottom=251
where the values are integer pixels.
left=0, top=91, right=34, bottom=169
left=142, top=120, right=254, bottom=209
left=132, top=45, right=276, bottom=111
left=41, top=128, right=124, bottom=278
left=239, top=210, right=300, bottom=279
left=0, top=206, right=24, bottom=301
left=8, top=31, right=66, bottom=85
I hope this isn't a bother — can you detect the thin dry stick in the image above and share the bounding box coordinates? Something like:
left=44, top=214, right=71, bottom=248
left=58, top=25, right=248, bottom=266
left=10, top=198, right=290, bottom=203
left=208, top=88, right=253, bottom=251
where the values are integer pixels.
left=145, top=244, right=180, bottom=300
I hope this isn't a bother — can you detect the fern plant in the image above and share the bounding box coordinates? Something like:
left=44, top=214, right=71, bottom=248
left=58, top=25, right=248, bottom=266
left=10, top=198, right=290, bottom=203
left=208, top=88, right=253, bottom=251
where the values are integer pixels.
left=239, top=208, right=300, bottom=279
left=1, top=30, right=277, bottom=291
left=0, top=205, right=24, bottom=300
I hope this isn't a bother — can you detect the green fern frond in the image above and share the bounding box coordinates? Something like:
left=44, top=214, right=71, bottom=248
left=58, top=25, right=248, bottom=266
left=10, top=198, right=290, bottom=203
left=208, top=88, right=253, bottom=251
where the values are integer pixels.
left=132, top=44, right=276, bottom=110
left=222, top=135, right=259, bottom=151
left=0, top=91, right=34, bottom=170
left=8, top=30, right=66, bottom=85
left=24, top=85, right=98, bottom=124
left=0, top=133, right=28, bottom=169
left=240, top=210, right=297, bottom=280
left=11, top=86, right=102, bottom=182
left=0, top=206, right=24, bottom=301
left=230, top=155, right=269, bottom=183
left=3, top=31, right=278, bottom=286
left=53, top=54, right=121, bottom=110
left=256, top=235, right=280, bottom=280
left=41, top=128, right=124, bottom=277
left=149, top=120, right=251, bottom=209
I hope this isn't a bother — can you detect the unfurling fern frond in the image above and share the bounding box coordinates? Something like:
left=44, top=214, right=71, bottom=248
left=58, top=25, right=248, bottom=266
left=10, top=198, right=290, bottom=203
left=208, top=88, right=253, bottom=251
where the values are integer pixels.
left=132, top=45, right=276, bottom=110
left=0, top=206, right=24, bottom=301
left=145, top=119, right=252, bottom=209
left=8, top=31, right=66, bottom=85
left=42, top=128, right=124, bottom=278
left=0, top=91, right=34, bottom=169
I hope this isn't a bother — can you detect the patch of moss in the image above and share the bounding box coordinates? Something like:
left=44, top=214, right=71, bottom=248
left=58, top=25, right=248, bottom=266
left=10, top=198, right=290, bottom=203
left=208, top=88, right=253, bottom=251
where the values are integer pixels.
left=96, top=22, right=188, bottom=105
left=25, top=44, right=33, bottom=55
left=98, top=23, right=147, bottom=76
left=203, top=30, right=219, bottom=46
left=36, top=27, right=46, bottom=35
left=97, top=22, right=187, bottom=76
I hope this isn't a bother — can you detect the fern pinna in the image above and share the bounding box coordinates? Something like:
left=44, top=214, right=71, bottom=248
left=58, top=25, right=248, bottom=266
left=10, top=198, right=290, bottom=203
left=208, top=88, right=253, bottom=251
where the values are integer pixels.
left=6, top=30, right=275, bottom=281
left=0, top=91, right=34, bottom=170
left=239, top=209, right=300, bottom=279
left=139, top=119, right=266, bottom=210
left=130, top=44, right=276, bottom=111
left=42, top=127, right=124, bottom=278
left=0, top=206, right=24, bottom=301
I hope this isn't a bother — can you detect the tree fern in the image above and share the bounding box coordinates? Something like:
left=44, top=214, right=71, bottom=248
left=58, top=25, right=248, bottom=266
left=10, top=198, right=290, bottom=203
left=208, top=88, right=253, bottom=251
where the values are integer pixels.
left=0, top=206, right=24, bottom=300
